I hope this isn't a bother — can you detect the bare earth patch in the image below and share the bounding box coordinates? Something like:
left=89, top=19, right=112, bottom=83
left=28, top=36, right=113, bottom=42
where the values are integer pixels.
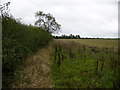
left=12, top=46, right=53, bottom=88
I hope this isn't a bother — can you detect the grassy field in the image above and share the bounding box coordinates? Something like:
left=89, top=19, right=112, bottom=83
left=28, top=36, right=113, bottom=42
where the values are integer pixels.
left=51, top=39, right=120, bottom=88
left=10, top=39, right=120, bottom=88
left=55, top=39, right=118, bottom=49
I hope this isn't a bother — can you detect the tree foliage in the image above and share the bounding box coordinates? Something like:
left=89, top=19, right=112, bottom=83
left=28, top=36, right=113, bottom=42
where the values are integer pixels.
left=0, top=2, right=11, bottom=17
left=35, top=11, right=61, bottom=33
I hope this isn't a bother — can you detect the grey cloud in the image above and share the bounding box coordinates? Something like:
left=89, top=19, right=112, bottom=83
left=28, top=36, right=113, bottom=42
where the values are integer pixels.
left=1, top=0, right=119, bottom=38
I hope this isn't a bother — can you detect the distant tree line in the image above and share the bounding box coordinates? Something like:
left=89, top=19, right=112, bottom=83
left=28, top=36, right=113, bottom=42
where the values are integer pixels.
left=53, top=34, right=114, bottom=39
left=53, top=34, right=81, bottom=39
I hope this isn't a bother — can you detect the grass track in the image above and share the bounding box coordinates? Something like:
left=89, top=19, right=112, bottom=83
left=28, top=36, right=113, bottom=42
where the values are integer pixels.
left=12, top=45, right=53, bottom=88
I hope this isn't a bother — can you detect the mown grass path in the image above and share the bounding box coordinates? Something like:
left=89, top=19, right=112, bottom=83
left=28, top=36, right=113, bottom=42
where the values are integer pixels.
left=12, top=45, right=53, bottom=88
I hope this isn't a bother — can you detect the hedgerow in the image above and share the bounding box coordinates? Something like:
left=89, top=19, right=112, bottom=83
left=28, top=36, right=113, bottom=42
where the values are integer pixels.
left=2, top=16, right=52, bottom=88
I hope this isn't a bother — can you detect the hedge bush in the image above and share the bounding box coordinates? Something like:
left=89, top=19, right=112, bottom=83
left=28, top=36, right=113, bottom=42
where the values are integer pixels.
left=2, top=16, right=52, bottom=88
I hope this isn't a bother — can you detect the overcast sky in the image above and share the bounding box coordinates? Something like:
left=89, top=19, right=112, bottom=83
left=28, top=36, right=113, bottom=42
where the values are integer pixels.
left=1, top=0, right=119, bottom=38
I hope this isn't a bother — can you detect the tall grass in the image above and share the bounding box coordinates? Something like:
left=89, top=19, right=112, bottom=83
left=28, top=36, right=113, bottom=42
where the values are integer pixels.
left=2, top=16, right=52, bottom=88
left=51, top=40, right=120, bottom=88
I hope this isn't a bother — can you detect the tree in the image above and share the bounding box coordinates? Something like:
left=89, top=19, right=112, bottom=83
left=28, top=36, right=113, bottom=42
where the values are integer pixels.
left=76, top=35, right=81, bottom=39
left=0, top=2, right=11, bottom=17
left=35, top=11, right=61, bottom=33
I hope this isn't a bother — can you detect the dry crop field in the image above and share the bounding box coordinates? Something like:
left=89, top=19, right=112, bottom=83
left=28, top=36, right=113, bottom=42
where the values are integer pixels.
left=55, top=39, right=118, bottom=49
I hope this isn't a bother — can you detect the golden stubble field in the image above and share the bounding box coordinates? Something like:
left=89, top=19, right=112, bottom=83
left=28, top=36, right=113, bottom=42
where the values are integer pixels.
left=55, top=39, right=119, bottom=49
